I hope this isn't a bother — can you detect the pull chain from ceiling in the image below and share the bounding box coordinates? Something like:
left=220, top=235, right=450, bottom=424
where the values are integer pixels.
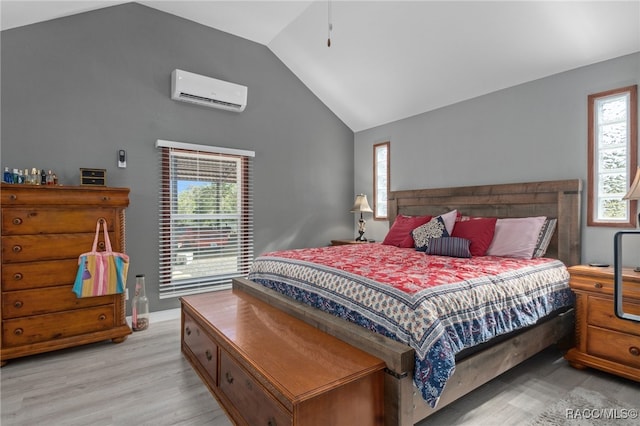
left=327, top=0, right=333, bottom=47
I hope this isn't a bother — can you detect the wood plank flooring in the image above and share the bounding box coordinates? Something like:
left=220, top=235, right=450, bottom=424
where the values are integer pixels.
left=1, top=316, right=637, bottom=425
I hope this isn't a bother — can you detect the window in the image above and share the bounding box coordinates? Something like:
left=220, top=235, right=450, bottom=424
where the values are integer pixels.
left=156, top=140, right=254, bottom=298
left=588, top=85, right=637, bottom=227
left=373, top=141, right=390, bottom=220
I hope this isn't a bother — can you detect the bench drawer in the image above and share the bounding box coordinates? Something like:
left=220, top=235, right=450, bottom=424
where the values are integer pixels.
left=219, top=349, right=291, bottom=426
left=183, top=314, right=218, bottom=386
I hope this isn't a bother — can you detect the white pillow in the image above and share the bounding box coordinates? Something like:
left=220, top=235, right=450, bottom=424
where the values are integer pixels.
left=486, top=216, right=546, bottom=259
left=440, top=209, right=458, bottom=235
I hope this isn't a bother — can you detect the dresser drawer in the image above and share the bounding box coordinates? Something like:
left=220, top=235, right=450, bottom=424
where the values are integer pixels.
left=183, top=314, right=218, bottom=386
left=219, top=349, right=292, bottom=426
left=1, top=186, right=129, bottom=207
left=588, top=295, right=640, bottom=336
left=2, top=259, right=78, bottom=290
left=2, top=233, right=115, bottom=263
left=587, top=326, right=640, bottom=369
left=2, top=286, right=114, bottom=319
left=2, top=305, right=115, bottom=347
left=1, top=208, right=117, bottom=235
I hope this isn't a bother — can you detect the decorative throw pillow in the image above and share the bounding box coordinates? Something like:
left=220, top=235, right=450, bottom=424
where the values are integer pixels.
left=412, top=216, right=449, bottom=252
left=451, top=217, right=497, bottom=256
left=486, top=216, right=547, bottom=259
left=533, top=218, right=557, bottom=258
left=439, top=209, right=458, bottom=235
left=425, top=237, right=471, bottom=258
left=382, top=215, right=433, bottom=248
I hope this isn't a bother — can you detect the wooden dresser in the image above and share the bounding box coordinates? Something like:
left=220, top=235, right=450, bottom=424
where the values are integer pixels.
left=565, top=265, right=640, bottom=381
left=1, top=184, right=131, bottom=366
left=181, top=290, right=385, bottom=426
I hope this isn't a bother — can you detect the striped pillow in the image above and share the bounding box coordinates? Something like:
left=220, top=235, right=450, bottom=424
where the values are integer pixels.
left=424, top=237, right=472, bottom=258
left=533, top=218, right=557, bottom=258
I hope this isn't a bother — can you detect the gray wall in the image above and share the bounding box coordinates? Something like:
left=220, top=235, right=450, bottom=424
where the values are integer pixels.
left=1, top=3, right=354, bottom=312
left=355, top=52, right=640, bottom=265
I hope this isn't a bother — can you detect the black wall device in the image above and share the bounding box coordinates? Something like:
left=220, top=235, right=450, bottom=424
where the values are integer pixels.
left=118, top=149, right=126, bottom=168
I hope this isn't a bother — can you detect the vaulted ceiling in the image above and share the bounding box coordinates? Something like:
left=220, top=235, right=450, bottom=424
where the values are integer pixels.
left=2, top=1, right=639, bottom=132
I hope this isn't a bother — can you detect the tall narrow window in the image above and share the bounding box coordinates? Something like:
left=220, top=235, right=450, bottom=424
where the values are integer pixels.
left=156, top=140, right=254, bottom=298
left=588, top=85, right=637, bottom=227
left=374, top=141, right=390, bottom=220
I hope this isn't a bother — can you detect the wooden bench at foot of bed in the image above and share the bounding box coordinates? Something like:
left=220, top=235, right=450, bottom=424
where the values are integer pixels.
left=180, top=289, right=386, bottom=426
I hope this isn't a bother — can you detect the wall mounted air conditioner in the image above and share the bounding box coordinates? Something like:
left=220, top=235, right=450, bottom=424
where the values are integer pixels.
left=171, top=69, right=247, bottom=112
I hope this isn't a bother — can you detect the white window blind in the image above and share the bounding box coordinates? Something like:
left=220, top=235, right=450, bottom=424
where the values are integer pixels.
left=156, top=140, right=254, bottom=298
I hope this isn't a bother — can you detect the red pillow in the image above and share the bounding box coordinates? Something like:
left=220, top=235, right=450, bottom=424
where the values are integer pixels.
left=451, top=217, right=497, bottom=256
left=382, top=215, right=432, bottom=248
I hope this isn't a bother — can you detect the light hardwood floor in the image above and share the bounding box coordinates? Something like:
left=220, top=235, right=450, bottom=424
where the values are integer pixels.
left=1, top=316, right=637, bottom=425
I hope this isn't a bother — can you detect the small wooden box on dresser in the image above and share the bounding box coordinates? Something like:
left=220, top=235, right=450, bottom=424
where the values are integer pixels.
left=1, top=184, right=131, bottom=366
left=565, top=265, right=640, bottom=381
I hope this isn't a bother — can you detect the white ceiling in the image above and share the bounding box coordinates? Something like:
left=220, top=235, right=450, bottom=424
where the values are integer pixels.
left=2, top=1, right=639, bottom=132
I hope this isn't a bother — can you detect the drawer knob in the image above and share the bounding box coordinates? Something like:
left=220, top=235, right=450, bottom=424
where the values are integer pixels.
left=12, top=217, right=23, bottom=225
left=185, top=326, right=191, bottom=336
left=13, top=272, right=23, bottom=281
left=98, top=241, right=105, bottom=250
left=12, top=245, right=22, bottom=253
left=102, top=196, right=110, bottom=202
left=225, top=372, right=234, bottom=384
left=205, top=349, right=213, bottom=361
left=13, top=301, right=23, bottom=309
left=594, top=282, right=603, bottom=289
left=98, top=314, right=107, bottom=321
left=267, top=418, right=277, bottom=426
left=9, top=194, right=17, bottom=201
left=630, top=346, right=640, bottom=357
left=14, top=328, right=23, bottom=336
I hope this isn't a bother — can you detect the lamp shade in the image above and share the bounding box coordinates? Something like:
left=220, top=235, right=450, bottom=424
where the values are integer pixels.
left=350, top=194, right=373, bottom=213
left=624, top=167, right=640, bottom=200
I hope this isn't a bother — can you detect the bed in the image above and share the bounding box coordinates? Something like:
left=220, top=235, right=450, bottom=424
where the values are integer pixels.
left=233, top=179, right=582, bottom=426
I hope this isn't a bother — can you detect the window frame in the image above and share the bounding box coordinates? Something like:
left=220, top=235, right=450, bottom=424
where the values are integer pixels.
left=587, top=85, right=638, bottom=228
left=373, top=141, right=390, bottom=220
left=156, top=139, right=254, bottom=299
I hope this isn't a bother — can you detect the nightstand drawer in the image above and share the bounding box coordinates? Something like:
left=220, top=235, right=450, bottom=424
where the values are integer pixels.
left=587, top=326, right=640, bottom=368
left=570, top=274, right=613, bottom=295
left=587, top=295, right=640, bottom=336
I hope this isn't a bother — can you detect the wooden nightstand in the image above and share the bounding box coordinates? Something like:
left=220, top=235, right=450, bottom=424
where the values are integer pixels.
left=330, top=239, right=375, bottom=246
left=564, top=265, right=640, bottom=382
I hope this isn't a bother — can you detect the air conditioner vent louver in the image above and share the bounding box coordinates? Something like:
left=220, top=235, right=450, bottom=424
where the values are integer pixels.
left=171, top=69, right=247, bottom=112
left=178, top=92, right=242, bottom=109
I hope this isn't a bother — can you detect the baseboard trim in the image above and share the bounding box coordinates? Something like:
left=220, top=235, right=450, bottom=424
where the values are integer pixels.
left=126, top=308, right=181, bottom=326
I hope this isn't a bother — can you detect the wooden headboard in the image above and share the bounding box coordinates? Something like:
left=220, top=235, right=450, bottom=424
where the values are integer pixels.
left=387, top=179, right=582, bottom=266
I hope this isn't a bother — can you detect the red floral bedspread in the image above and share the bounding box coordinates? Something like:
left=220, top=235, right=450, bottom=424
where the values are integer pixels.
left=262, top=243, right=559, bottom=293
left=248, top=243, right=572, bottom=407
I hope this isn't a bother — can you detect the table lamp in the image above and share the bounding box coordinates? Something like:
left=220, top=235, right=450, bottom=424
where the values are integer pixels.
left=350, top=194, right=373, bottom=241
